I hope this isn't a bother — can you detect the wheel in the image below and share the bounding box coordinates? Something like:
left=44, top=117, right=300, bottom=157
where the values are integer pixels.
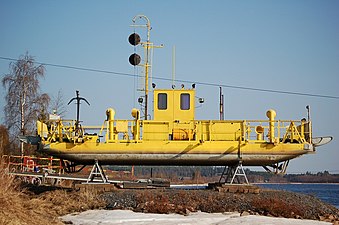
left=31, top=177, right=42, bottom=186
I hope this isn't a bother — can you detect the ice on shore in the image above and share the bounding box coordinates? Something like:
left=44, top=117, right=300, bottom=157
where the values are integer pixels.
left=61, top=210, right=331, bottom=225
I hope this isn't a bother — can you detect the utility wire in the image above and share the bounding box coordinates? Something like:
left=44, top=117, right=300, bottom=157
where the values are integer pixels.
left=0, top=56, right=135, bottom=78
left=1, top=56, right=338, bottom=100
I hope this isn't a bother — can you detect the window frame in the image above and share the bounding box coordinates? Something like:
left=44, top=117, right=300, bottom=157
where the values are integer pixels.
left=157, top=93, right=168, bottom=110
left=180, top=93, right=190, bottom=110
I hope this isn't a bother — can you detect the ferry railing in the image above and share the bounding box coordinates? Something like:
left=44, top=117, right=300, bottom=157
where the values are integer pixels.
left=41, top=118, right=311, bottom=144
left=39, top=119, right=78, bottom=142
left=244, top=120, right=310, bottom=143
left=39, top=118, right=139, bottom=143
left=83, top=119, right=140, bottom=143
left=138, top=119, right=309, bottom=143
left=195, top=120, right=244, bottom=142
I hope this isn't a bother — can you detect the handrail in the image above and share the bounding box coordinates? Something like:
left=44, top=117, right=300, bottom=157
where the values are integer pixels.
left=40, top=118, right=310, bottom=144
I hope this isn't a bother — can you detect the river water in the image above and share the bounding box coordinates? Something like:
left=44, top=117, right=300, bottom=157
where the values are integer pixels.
left=258, top=183, right=339, bottom=208
left=171, top=183, right=339, bottom=208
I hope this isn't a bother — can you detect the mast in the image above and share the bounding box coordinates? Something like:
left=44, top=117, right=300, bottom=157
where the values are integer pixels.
left=129, top=15, right=163, bottom=119
left=136, top=15, right=150, bottom=120
left=172, top=45, right=176, bottom=87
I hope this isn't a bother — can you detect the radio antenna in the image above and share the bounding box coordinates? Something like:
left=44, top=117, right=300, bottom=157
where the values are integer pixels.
left=219, top=87, right=224, bottom=120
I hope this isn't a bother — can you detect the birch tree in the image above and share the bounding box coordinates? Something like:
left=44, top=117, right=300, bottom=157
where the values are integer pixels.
left=2, top=52, right=50, bottom=155
left=50, top=89, right=67, bottom=118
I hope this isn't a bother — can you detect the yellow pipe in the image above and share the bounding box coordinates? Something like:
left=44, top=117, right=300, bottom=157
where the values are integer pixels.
left=255, top=125, right=264, bottom=141
left=131, top=108, right=140, bottom=140
left=266, top=109, right=276, bottom=143
left=106, top=108, right=115, bottom=142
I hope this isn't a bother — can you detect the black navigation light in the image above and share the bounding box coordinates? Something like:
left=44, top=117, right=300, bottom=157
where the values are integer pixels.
left=128, top=33, right=141, bottom=46
left=129, top=53, right=141, bottom=66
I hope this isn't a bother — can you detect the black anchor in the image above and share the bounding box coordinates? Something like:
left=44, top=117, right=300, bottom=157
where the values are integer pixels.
left=68, top=90, right=90, bottom=135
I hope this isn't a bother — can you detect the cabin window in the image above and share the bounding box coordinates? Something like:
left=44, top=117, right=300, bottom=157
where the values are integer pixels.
left=180, top=93, right=190, bottom=110
left=158, top=93, right=167, bottom=110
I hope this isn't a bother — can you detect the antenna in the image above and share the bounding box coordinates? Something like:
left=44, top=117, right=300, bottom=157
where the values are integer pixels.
left=219, top=87, right=224, bottom=120
left=306, top=105, right=312, bottom=142
left=172, top=45, right=176, bottom=87
left=67, top=90, right=90, bottom=135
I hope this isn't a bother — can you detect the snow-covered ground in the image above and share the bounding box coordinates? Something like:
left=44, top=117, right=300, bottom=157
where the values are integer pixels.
left=61, top=210, right=331, bottom=225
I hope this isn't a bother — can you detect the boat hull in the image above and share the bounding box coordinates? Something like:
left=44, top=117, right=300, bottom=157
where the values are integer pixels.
left=41, top=141, right=313, bottom=166
left=53, top=153, right=305, bottom=166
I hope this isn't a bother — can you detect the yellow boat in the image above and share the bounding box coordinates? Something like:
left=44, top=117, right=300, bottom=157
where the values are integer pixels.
left=35, top=91, right=331, bottom=168
left=26, top=15, right=332, bottom=182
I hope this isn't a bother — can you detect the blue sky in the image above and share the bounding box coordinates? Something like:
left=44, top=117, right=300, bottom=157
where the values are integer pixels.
left=1, top=1, right=338, bottom=173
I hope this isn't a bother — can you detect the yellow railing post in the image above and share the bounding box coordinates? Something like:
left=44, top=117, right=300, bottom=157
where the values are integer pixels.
left=301, top=120, right=305, bottom=140
left=291, top=122, right=295, bottom=141
left=309, top=121, right=312, bottom=143
left=58, top=121, right=62, bottom=142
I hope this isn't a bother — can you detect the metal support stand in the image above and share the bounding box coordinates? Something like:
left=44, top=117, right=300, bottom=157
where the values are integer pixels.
left=263, top=160, right=290, bottom=175
left=219, top=161, right=249, bottom=184
left=87, top=160, right=108, bottom=183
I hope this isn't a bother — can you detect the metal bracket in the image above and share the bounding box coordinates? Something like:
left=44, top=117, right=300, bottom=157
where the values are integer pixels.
left=263, top=160, right=290, bottom=175
left=62, top=160, right=86, bottom=173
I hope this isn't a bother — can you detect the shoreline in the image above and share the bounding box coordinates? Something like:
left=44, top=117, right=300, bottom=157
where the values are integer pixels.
left=1, top=182, right=338, bottom=224
left=171, top=182, right=339, bottom=185
left=100, top=187, right=339, bottom=223
left=171, top=182, right=339, bottom=208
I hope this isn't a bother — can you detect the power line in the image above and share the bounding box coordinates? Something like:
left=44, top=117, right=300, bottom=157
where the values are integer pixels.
left=0, top=56, right=135, bottom=78
left=1, top=56, right=339, bottom=100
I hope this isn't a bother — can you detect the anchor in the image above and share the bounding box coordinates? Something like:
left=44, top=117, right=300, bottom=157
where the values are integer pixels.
left=68, top=90, right=90, bottom=136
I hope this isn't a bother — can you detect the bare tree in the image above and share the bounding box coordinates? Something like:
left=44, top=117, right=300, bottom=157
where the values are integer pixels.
left=49, top=89, right=67, bottom=118
left=2, top=52, right=50, bottom=155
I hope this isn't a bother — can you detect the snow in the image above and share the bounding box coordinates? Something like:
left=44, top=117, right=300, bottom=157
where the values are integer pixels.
left=61, top=210, right=331, bottom=225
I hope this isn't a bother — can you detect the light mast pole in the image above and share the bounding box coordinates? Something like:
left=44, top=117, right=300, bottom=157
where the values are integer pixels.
left=130, top=15, right=163, bottom=120
left=131, top=15, right=151, bottom=119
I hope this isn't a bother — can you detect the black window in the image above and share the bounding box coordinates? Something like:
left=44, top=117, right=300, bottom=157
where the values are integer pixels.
left=180, top=93, right=190, bottom=110
left=158, top=93, right=167, bottom=110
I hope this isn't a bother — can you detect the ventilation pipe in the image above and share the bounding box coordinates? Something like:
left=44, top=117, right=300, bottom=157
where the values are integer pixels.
left=255, top=125, right=264, bottom=141
left=131, top=108, right=140, bottom=140
left=106, top=108, right=115, bottom=141
left=266, top=109, right=276, bottom=143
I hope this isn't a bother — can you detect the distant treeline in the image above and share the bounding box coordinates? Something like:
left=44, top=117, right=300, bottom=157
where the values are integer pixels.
left=106, top=165, right=339, bottom=183
left=247, top=170, right=339, bottom=183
